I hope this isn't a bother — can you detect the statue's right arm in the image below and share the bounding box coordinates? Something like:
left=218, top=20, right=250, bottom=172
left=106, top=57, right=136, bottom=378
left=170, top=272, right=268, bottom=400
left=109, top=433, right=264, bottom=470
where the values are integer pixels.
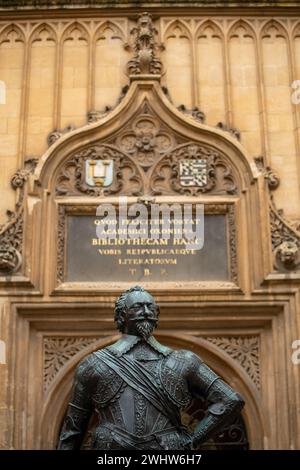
left=57, top=355, right=96, bottom=450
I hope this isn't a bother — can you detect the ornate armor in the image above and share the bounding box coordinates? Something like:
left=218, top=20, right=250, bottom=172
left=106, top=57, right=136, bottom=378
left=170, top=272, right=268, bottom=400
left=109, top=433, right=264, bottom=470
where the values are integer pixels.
left=58, top=334, right=244, bottom=450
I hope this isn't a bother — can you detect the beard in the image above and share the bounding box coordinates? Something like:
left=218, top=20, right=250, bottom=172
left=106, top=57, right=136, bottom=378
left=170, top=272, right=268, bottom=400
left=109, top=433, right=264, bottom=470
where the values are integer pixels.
left=135, top=320, right=156, bottom=340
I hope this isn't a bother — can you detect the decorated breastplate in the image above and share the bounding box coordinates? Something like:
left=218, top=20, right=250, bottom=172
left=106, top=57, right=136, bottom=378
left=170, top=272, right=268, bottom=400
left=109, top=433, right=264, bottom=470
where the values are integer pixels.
left=159, top=351, right=192, bottom=408
left=91, top=354, right=124, bottom=408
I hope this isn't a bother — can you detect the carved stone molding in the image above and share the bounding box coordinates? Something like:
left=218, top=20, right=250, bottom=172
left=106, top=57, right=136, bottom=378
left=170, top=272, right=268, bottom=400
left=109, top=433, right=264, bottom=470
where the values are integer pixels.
left=255, top=156, right=300, bottom=272
left=87, top=85, right=129, bottom=124
left=55, top=144, right=143, bottom=197
left=254, top=156, right=280, bottom=191
left=127, top=12, right=162, bottom=76
left=204, top=335, right=261, bottom=390
left=47, top=125, right=76, bottom=147
left=177, top=104, right=206, bottom=124
left=216, top=122, right=240, bottom=141
left=228, top=204, right=238, bottom=284
left=150, top=143, right=238, bottom=196
left=0, top=158, right=38, bottom=275
left=56, top=281, right=237, bottom=290
left=43, top=336, right=98, bottom=392
left=57, top=205, right=66, bottom=284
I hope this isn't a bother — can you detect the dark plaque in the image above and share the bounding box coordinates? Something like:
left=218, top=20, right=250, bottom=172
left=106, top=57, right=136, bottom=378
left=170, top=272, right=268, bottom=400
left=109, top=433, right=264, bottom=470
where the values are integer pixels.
left=64, top=206, right=233, bottom=283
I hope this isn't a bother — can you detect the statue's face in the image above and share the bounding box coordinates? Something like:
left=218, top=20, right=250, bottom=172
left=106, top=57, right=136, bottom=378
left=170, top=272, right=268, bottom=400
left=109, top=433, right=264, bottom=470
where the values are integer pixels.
left=124, top=291, right=159, bottom=339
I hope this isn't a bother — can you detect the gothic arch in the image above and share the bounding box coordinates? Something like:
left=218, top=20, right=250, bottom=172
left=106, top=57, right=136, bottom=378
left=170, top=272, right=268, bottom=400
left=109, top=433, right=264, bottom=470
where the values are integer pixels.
left=292, top=20, right=300, bottom=39
left=228, top=19, right=256, bottom=40
left=260, top=19, right=289, bottom=40
left=163, top=19, right=192, bottom=42
left=60, top=21, right=89, bottom=44
left=40, top=333, right=263, bottom=449
left=94, top=20, right=125, bottom=43
left=31, top=79, right=258, bottom=193
left=0, top=24, right=25, bottom=44
left=28, top=23, right=57, bottom=45
left=195, top=20, right=224, bottom=40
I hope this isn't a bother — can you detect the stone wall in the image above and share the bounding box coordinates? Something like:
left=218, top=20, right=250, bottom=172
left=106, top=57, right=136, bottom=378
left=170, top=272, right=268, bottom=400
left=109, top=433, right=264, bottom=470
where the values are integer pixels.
left=0, top=12, right=300, bottom=223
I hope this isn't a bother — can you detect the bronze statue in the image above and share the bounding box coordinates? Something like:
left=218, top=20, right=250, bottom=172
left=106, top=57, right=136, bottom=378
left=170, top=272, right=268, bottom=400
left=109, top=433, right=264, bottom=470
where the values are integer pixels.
left=58, top=286, right=244, bottom=450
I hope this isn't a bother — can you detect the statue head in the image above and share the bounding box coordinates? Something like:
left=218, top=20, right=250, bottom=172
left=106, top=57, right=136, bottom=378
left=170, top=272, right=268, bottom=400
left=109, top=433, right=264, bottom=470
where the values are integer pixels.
left=114, top=286, right=160, bottom=340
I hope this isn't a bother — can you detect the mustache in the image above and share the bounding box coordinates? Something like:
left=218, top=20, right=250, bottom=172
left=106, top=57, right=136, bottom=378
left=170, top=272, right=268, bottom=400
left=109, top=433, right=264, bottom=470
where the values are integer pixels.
left=135, top=320, right=156, bottom=340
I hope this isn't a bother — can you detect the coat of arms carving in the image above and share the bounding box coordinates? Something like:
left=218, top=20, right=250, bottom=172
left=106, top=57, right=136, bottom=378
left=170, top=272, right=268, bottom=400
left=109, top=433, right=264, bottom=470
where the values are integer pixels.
left=179, top=159, right=207, bottom=187
left=85, top=160, right=113, bottom=187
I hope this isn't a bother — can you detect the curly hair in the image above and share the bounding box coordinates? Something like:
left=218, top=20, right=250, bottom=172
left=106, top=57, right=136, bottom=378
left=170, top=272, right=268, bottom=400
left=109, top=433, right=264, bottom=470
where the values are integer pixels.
left=114, top=285, right=155, bottom=333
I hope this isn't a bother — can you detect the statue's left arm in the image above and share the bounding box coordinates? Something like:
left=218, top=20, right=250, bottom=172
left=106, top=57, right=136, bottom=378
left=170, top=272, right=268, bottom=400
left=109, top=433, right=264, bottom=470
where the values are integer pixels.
left=186, top=353, right=245, bottom=449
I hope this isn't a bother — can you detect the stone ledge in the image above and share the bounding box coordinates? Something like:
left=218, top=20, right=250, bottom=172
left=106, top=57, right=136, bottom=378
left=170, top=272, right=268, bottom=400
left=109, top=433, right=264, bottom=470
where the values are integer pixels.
left=0, top=0, right=299, bottom=10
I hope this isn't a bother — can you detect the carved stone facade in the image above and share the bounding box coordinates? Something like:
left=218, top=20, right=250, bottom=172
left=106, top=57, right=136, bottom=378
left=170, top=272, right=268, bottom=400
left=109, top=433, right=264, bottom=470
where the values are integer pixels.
left=255, top=156, right=300, bottom=272
left=204, top=336, right=260, bottom=391
left=43, top=334, right=260, bottom=394
left=127, top=12, right=162, bottom=76
left=43, top=336, right=98, bottom=392
left=55, top=104, right=238, bottom=197
left=0, top=158, right=37, bottom=274
left=0, top=1, right=300, bottom=452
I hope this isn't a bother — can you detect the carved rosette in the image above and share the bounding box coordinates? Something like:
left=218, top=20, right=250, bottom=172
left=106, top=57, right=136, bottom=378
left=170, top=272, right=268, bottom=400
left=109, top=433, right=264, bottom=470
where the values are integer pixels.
left=115, top=112, right=174, bottom=170
left=150, top=144, right=238, bottom=196
left=204, top=335, right=261, bottom=390
left=127, top=12, right=162, bottom=76
left=0, top=158, right=38, bottom=275
left=43, top=336, right=98, bottom=392
left=55, top=145, right=143, bottom=197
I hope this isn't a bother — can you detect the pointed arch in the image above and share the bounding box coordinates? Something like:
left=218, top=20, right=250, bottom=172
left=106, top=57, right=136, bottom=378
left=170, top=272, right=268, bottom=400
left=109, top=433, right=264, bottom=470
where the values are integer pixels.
left=260, top=19, right=300, bottom=216
left=228, top=19, right=256, bottom=40
left=163, top=20, right=193, bottom=108
left=195, top=19, right=223, bottom=40
left=291, top=20, right=300, bottom=39
left=94, top=20, right=125, bottom=42
left=29, top=22, right=57, bottom=45
left=292, top=21, right=300, bottom=81
left=228, top=20, right=262, bottom=156
left=25, top=23, right=57, bottom=156
left=0, top=24, right=25, bottom=165
left=61, top=21, right=89, bottom=44
left=33, top=79, right=257, bottom=193
left=40, top=333, right=264, bottom=449
left=92, top=21, right=129, bottom=111
left=195, top=20, right=226, bottom=124
left=59, top=21, right=89, bottom=129
left=164, top=19, right=192, bottom=42
left=0, top=23, right=25, bottom=45
left=260, top=19, right=288, bottom=40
